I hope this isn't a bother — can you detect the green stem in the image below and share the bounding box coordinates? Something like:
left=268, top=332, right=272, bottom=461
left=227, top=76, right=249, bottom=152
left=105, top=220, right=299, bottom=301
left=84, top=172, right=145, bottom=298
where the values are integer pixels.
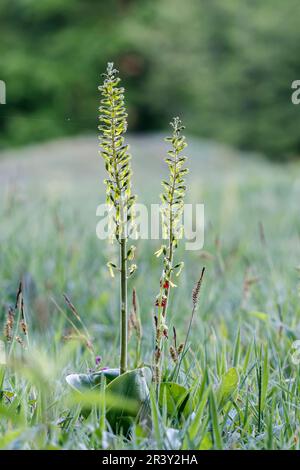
left=120, top=237, right=127, bottom=374
left=162, top=148, right=178, bottom=319
left=110, top=92, right=128, bottom=375
left=154, top=150, right=178, bottom=381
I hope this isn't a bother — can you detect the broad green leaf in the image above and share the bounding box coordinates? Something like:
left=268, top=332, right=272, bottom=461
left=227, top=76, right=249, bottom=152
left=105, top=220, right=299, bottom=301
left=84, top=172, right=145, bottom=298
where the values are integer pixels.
left=66, top=368, right=151, bottom=433
left=106, top=367, right=151, bottom=405
left=66, top=368, right=119, bottom=392
left=159, top=382, right=191, bottom=418
left=217, top=367, right=239, bottom=408
left=106, top=367, right=151, bottom=433
left=67, top=390, right=138, bottom=414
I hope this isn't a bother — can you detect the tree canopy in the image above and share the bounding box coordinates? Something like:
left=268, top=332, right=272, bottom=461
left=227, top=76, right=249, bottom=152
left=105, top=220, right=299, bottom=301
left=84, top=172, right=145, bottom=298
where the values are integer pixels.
left=0, top=0, right=299, bottom=159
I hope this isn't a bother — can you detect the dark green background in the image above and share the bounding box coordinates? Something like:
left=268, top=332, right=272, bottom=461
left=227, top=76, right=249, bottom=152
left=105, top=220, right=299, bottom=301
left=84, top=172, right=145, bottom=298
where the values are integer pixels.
left=1, top=0, right=300, bottom=159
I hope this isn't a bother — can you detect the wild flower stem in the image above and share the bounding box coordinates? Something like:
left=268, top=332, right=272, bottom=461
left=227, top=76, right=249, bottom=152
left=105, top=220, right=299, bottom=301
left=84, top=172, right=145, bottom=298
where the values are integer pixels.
left=120, top=237, right=127, bottom=374
left=161, top=152, right=177, bottom=318
left=153, top=117, right=188, bottom=383
left=99, top=63, right=136, bottom=374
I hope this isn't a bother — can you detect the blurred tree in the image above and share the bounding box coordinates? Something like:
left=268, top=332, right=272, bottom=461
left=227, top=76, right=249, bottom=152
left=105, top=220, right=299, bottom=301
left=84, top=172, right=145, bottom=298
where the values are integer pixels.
left=126, top=0, right=300, bottom=159
left=0, top=0, right=134, bottom=146
left=0, top=0, right=300, bottom=159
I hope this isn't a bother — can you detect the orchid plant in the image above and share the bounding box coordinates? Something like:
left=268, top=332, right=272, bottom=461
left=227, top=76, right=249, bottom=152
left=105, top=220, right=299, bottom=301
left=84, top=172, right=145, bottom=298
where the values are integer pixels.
left=98, top=63, right=137, bottom=374
left=66, top=63, right=205, bottom=434
left=153, top=117, right=189, bottom=383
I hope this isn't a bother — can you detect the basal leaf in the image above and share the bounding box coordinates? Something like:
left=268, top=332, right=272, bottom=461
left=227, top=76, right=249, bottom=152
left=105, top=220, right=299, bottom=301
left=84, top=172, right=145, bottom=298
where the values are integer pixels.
left=66, top=368, right=119, bottom=392
left=217, top=367, right=239, bottom=408
left=105, top=367, right=151, bottom=433
left=159, top=382, right=191, bottom=419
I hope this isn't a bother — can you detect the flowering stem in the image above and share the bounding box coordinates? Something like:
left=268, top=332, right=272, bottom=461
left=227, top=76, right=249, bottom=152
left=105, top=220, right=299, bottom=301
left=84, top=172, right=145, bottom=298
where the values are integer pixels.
left=153, top=117, right=188, bottom=383
left=99, top=63, right=136, bottom=375
left=120, top=237, right=127, bottom=374
left=161, top=149, right=178, bottom=318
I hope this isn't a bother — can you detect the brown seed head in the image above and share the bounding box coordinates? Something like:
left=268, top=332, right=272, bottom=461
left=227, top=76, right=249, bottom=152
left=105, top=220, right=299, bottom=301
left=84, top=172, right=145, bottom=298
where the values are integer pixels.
left=192, top=267, right=205, bottom=307
left=169, top=345, right=178, bottom=363
left=20, top=319, right=28, bottom=335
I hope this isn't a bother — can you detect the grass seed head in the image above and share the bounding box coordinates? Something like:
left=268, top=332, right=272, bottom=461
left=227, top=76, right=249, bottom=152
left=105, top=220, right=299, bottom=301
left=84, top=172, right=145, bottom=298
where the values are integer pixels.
left=170, top=345, right=178, bottom=363
left=192, top=267, right=206, bottom=307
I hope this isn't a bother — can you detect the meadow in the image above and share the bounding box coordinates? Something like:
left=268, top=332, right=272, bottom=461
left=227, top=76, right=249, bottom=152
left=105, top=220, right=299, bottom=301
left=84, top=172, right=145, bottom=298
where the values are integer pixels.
left=0, top=133, right=300, bottom=449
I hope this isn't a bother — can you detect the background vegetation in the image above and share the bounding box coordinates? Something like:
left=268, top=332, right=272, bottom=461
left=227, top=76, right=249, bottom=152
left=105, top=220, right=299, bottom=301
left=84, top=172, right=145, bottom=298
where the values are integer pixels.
left=1, top=135, right=300, bottom=449
left=1, top=0, right=300, bottom=159
left=1, top=0, right=300, bottom=451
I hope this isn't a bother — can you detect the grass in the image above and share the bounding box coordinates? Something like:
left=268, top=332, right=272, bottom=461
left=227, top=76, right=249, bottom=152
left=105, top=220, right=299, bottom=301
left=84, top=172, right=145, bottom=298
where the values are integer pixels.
left=0, top=134, right=300, bottom=449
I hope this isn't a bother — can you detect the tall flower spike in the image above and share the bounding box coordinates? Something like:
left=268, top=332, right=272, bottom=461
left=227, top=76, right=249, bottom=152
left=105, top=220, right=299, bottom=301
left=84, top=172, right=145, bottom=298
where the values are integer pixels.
left=98, top=63, right=136, bottom=241
left=153, top=117, right=189, bottom=383
left=98, top=63, right=137, bottom=374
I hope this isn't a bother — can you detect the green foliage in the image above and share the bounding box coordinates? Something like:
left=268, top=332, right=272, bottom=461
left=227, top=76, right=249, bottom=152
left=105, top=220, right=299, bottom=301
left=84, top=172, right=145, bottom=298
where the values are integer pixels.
left=217, top=367, right=239, bottom=409
left=158, top=382, right=190, bottom=419
left=1, top=135, right=300, bottom=448
left=105, top=368, right=151, bottom=433
left=67, top=367, right=151, bottom=435
left=1, top=0, right=300, bottom=159
left=66, top=368, right=120, bottom=391
left=127, top=0, right=300, bottom=159
left=209, top=388, right=223, bottom=450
